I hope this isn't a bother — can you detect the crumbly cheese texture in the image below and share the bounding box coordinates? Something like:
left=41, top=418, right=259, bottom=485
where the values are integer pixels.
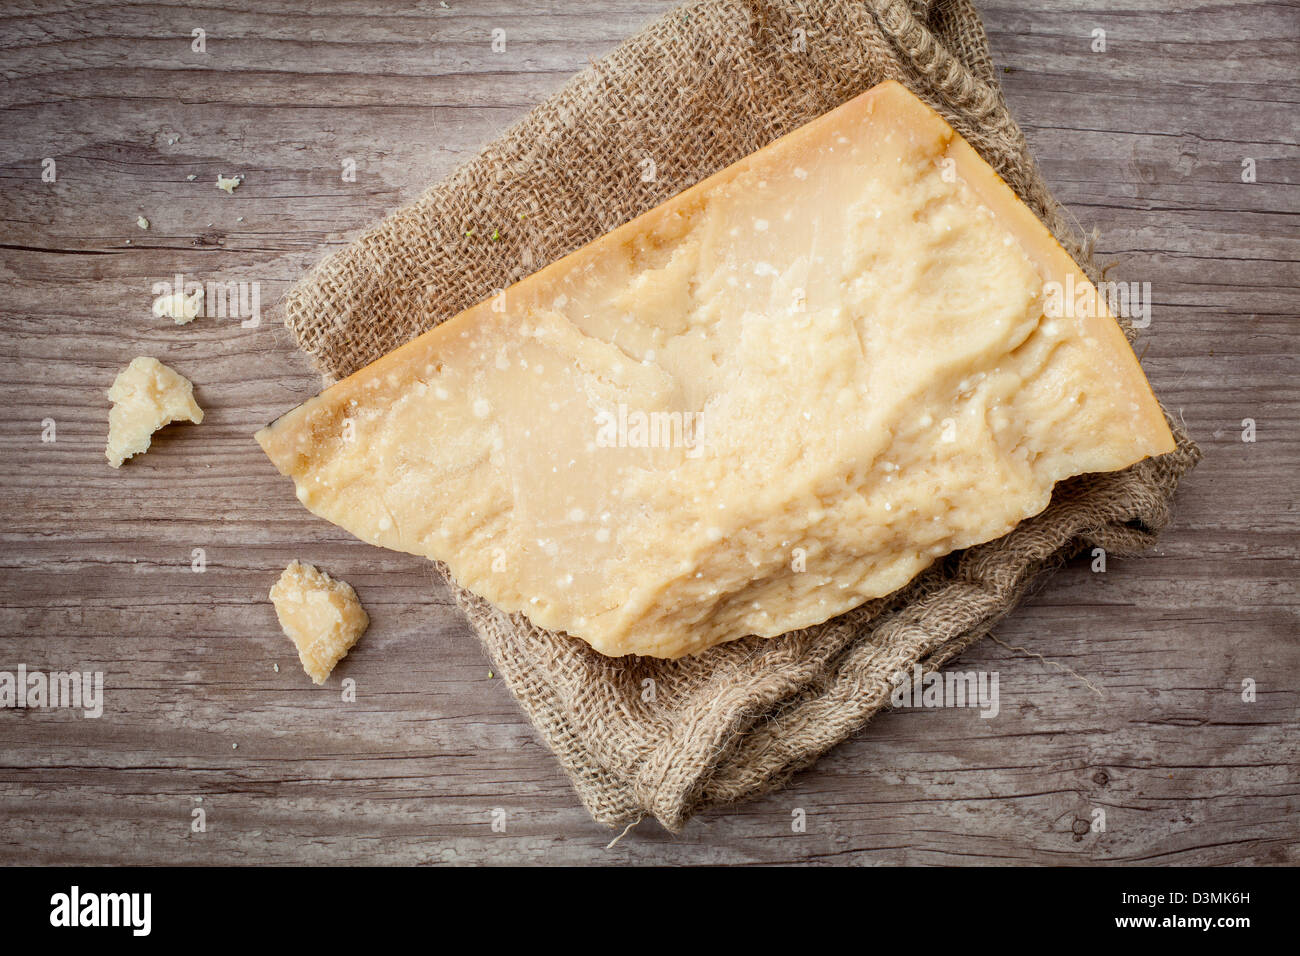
left=105, top=357, right=204, bottom=468
left=257, top=81, right=1175, bottom=659
left=153, top=288, right=204, bottom=324
left=269, top=561, right=369, bottom=684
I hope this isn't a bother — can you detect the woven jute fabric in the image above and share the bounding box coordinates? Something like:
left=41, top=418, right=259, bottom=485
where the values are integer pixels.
left=282, top=0, right=1199, bottom=831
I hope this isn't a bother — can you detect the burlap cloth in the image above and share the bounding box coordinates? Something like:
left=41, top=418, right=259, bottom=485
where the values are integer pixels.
left=282, top=0, right=1199, bottom=831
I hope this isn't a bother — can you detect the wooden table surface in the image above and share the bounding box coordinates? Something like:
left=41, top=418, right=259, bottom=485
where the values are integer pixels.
left=1, top=0, right=1296, bottom=865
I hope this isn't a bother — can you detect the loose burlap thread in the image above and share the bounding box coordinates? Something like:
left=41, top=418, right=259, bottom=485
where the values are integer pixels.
left=282, top=0, right=1200, bottom=831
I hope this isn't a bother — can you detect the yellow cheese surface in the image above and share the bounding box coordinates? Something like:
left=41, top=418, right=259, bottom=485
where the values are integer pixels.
left=257, top=81, right=1174, bottom=659
left=105, top=356, right=203, bottom=468
left=269, top=561, right=369, bottom=684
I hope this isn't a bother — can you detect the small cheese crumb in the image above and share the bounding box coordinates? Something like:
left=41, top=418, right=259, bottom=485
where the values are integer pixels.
left=152, top=287, right=204, bottom=325
left=269, top=560, right=369, bottom=685
left=104, top=357, right=204, bottom=468
left=136, top=216, right=149, bottom=230
left=186, top=174, right=197, bottom=181
left=216, top=174, right=243, bottom=194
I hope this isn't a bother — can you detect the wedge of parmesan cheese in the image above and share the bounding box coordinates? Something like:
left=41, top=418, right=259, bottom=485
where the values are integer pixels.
left=269, top=561, right=369, bottom=684
left=105, top=357, right=203, bottom=468
left=256, top=80, right=1175, bottom=659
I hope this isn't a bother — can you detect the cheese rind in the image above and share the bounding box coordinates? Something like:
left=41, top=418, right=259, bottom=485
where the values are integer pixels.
left=269, top=561, right=369, bottom=684
left=105, top=356, right=204, bottom=467
left=257, top=80, right=1175, bottom=659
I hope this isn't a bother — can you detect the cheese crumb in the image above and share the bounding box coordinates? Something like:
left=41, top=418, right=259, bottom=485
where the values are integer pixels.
left=186, top=174, right=197, bottom=181
left=152, top=287, right=204, bottom=325
left=104, top=357, right=203, bottom=468
left=216, top=174, right=243, bottom=194
left=136, top=216, right=149, bottom=230
left=269, top=560, right=369, bottom=685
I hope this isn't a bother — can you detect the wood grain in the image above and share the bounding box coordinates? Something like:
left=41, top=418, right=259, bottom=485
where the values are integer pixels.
left=0, top=0, right=1296, bottom=865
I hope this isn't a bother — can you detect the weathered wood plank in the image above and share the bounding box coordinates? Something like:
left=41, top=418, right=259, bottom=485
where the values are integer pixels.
left=0, top=0, right=1295, bottom=865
